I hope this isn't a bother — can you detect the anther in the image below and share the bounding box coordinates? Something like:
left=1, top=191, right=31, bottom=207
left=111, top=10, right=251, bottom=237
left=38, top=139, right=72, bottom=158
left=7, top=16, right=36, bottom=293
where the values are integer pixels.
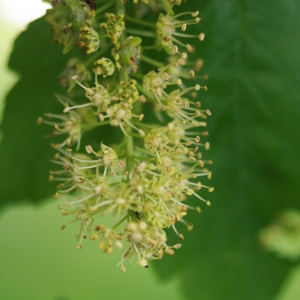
left=199, top=33, right=205, bottom=41
left=165, top=248, right=175, bottom=255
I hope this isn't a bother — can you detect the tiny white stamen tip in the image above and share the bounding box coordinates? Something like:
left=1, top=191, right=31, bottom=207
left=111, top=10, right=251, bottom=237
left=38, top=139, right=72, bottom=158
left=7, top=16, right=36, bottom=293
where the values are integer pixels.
left=85, top=145, right=94, bottom=154
left=121, top=265, right=126, bottom=272
left=71, top=75, right=78, bottom=80
left=139, top=259, right=148, bottom=267
left=178, top=59, right=185, bottom=65
left=63, top=106, right=70, bottom=113
left=168, top=122, right=174, bottom=130
left=199, top=33, right=205, bottom=41
left=99, top=114, right=105, bottom=122
left=173, top=243, right=182, bottom=249
left=86, top=88, right=94, bottom=95
left=139, top=129, right=145, bottom=137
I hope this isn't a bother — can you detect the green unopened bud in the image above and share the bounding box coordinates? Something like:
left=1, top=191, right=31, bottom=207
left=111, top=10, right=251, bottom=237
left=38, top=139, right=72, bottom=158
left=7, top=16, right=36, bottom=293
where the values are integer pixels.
left=93, top=58, right=115, bottom=77
left=118, top=36, right=142, bottom=72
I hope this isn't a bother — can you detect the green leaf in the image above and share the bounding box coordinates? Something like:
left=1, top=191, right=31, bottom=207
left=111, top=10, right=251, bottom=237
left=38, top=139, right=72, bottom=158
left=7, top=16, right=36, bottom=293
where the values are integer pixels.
left=0, top=18, right=69, bottom=208
left=153, top=0, right=300, bottom=299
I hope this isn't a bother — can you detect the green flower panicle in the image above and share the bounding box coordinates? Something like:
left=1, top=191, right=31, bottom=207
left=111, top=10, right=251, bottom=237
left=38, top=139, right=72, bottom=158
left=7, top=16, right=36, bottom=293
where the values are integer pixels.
left=42, top=0, right=213, bottom=271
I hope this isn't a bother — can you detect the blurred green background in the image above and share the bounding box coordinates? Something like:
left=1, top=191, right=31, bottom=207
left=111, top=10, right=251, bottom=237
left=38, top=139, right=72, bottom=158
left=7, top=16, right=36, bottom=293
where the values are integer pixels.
left=1, top=1, right=300, bottom=300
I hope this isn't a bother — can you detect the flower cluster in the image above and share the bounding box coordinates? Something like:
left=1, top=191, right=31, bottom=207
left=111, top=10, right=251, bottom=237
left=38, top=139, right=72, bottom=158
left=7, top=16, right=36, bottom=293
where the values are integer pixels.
left=100, top=13, right=125, bottom=45
left=42, top=0, right=212, bottom=271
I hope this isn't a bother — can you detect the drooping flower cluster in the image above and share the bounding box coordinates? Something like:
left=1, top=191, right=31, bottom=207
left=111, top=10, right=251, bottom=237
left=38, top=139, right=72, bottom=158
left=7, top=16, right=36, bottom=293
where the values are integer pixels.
left=41, top=0, right=213, bottom=271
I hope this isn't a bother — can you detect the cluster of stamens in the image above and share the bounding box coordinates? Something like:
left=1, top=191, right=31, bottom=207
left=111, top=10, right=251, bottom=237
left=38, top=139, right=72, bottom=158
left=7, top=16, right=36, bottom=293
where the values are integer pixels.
left=42, top=0, right=213, bottom=271
left=156, top=1, right=204, bottom=55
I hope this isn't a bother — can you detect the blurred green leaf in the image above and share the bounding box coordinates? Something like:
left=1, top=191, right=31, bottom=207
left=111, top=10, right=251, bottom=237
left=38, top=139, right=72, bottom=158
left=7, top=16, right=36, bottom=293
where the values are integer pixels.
left=259, top=210, right=300, bottom=260
left=0, top=202, right=184, bottom=300
left=153, top=0, right=300, bottom=299
left=0, top=18, right=69, bottom=207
